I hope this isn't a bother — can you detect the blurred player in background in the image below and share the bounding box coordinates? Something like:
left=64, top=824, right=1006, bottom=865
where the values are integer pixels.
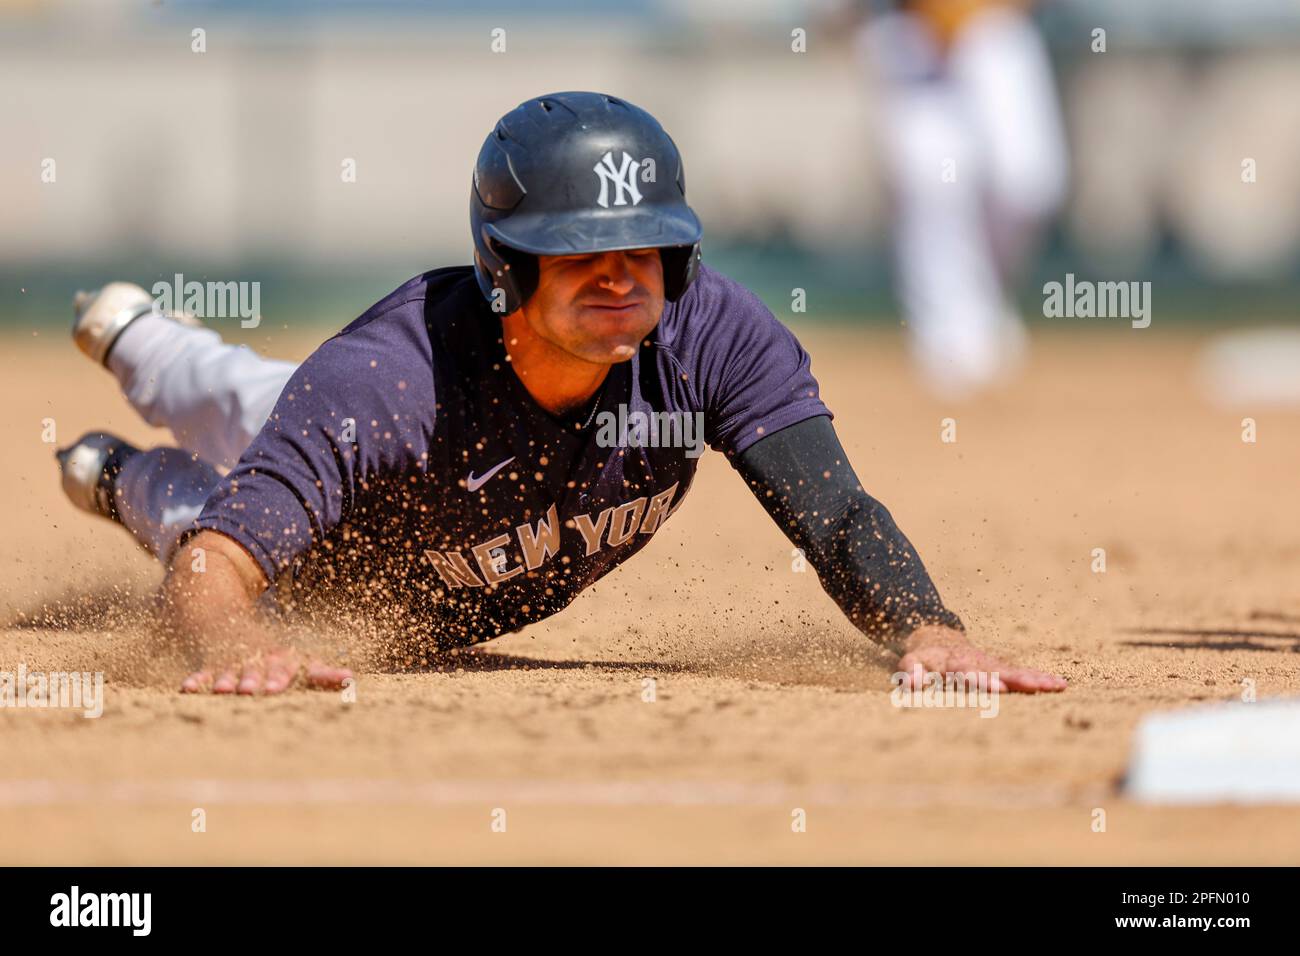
left=856, top=0, right=1069, bottom=398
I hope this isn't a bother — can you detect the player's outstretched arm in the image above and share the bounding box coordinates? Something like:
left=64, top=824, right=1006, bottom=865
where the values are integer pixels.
left=733, top=416, right=1065, bottom=693
left=160, top=530, right=353, bottom=695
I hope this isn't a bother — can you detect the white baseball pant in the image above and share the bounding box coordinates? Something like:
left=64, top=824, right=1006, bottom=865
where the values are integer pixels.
left=858, top=7, right=1069, bottom=399
left=106, top=313, right=296, bottom=561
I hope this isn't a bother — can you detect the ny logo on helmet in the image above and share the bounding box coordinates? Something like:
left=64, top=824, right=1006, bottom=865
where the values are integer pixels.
left=593, top=151, right=644, bottom=208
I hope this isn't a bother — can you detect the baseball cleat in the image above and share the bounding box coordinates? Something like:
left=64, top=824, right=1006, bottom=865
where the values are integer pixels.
left=71, top=281, right=199, bottom=367
left=55, top=431, right=140, bottom=522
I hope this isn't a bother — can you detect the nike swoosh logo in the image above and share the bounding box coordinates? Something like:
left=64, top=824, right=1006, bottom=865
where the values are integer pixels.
left=466, top=456, right=515, bottom=492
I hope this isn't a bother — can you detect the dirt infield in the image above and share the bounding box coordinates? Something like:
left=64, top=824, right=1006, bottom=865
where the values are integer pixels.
left=3, top=324, right=1299, bottom=864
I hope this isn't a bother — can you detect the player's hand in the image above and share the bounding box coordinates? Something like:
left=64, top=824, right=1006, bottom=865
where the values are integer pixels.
left=180, top=647, right=353, bottom=696
left=896, top=625, right=1066, bottom=694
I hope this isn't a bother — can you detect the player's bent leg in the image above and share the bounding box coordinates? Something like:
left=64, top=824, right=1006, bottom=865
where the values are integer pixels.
left=55, top=431, right=222, bottom=562
left=108, top=317, right=296, bottom=469
left=72, top=283, right=297, bottom=470
left=55, top=432, right=140, bottom=521
left=112, top=446, right=223, bottom=562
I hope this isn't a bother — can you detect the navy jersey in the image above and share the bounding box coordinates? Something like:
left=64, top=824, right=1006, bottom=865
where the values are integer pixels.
left=194, top=265, right=829, bottom=647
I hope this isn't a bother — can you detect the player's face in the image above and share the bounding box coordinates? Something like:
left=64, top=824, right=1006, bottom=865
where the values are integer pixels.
left=526, top=249, right=665, bottom=364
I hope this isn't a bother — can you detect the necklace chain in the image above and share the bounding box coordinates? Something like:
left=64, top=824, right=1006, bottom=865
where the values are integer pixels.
left=579, top=389, right=602, bottom=430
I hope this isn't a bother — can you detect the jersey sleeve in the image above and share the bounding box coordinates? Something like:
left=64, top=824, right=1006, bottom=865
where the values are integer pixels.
left=735, top=415, right=964, bottom=652
left=672, top=267, right=831, bottom=458
left=193, top=304, right=435, bottom=583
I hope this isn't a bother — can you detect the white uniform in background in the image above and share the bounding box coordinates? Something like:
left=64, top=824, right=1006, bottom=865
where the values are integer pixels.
left=857, top=3, right=1068, bottom=399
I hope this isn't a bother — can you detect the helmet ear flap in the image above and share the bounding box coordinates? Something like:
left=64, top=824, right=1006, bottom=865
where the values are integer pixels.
left=660, top=244, right=702, bottom=302
left=474, top=237, right=539, bottom=315
left=505, top=246, right=539, bottom=309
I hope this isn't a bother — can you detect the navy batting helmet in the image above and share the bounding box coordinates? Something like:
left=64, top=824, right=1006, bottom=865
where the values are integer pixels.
left=470, top=92, right=703, bottom=315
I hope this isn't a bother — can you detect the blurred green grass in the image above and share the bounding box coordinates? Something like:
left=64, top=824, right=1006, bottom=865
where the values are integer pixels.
left=3, top=244, right=1297, bottom=339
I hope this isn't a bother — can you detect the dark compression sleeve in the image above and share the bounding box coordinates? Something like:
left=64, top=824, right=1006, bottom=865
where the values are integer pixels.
left=734, top=415, right=964, bottom=654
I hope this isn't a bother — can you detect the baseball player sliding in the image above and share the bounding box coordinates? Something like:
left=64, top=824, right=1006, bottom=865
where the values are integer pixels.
left=56, top=92, right=1065, bottom=696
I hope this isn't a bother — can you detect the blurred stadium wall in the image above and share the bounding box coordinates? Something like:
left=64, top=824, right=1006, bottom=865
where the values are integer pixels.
left=2, top=0, right=1298, bottom=328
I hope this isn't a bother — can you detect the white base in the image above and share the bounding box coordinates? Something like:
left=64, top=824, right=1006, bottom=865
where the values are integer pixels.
left=1125, top=698, right=1300, bottom=804
left=1198, top=329, right=1300, bottom=408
